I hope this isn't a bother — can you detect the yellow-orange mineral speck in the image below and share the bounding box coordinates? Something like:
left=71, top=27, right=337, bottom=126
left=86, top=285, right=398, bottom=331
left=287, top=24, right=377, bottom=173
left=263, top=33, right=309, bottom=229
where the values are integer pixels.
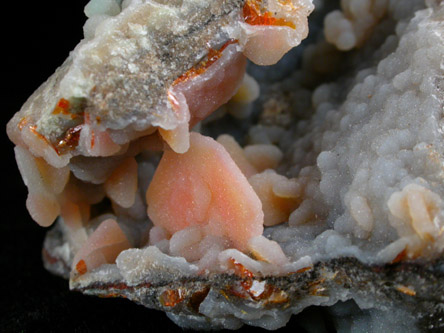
left=160, top=289, right=185, bottom=307
left=243, top=0, right=296, bottom=28
left=76, top=259, right=88, bottom=275
left=71, top=219, right=131, bottom=276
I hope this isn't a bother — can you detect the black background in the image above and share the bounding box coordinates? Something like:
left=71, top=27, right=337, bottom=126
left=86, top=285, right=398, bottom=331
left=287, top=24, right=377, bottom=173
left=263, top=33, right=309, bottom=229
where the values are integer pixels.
left=1, top=2, right=332, bottom=332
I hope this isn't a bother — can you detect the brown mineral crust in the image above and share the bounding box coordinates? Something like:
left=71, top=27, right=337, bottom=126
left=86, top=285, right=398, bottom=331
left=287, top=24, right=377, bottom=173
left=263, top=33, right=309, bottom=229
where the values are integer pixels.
left=8, top=0, right=249, bottom=147
left=172, top=40, right=239, bottom=86
left=42, top=217, right=444, bottom=330
left=80, top=0, right=247, bottom=130
left=10, top=58, right=74, bottom=142
left=66, top=257, right=444, bottom=330
left=188, top=287, right=211, bottom=312
left=55, top=125, right=83, bottom=154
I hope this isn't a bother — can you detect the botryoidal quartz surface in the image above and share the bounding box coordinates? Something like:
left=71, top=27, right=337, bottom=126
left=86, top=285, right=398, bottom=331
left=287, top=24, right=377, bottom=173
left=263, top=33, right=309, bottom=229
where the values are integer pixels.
left=7, top=0, right=444, bottom=331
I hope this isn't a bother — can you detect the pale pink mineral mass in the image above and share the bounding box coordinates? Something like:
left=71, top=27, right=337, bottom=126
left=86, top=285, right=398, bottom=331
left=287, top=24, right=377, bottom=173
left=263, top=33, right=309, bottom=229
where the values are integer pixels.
left=146, top=132, right=264, bottom=251
left=216, top=134, right=258, bottom=179
left=104, top=157, right=138, bottom=209
left=14, top=145, right=70, bottom=227
left=160, top=43, right=247, bottom=153
left=237, top=0, right=315, bottom=66
left=72, top=218, right=131, bottom=276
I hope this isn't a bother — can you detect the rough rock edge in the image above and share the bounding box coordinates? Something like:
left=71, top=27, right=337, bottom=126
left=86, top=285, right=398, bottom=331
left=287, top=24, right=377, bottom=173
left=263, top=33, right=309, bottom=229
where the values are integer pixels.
left=9, top=0, right=247, bottom=149
left=42, top=222, right=444, bottom=331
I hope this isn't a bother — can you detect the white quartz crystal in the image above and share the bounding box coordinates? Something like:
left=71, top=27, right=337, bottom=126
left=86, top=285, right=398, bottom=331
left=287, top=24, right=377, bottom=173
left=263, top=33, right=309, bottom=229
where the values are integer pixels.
left=268, top=0, right=444, bottom=263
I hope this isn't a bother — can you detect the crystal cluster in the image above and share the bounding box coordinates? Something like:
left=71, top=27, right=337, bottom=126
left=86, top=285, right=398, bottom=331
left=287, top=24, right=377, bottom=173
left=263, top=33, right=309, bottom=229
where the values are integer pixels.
left=7, top=0, right=444, bottom=331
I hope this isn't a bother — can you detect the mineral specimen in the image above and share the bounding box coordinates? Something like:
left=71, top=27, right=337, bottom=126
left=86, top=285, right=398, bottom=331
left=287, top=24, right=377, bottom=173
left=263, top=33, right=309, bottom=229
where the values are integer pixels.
left=7, top=0, right=444, bottom=331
